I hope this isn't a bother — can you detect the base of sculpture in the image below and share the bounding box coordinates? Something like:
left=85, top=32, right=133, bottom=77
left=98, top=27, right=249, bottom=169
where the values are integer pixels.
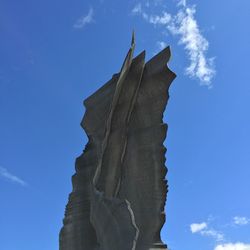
left=150, top=243, right=168, bottom=249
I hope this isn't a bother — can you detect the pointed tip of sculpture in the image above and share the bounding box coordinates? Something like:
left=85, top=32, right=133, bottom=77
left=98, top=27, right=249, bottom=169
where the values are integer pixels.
left=131, top=30, right=135, bottom=47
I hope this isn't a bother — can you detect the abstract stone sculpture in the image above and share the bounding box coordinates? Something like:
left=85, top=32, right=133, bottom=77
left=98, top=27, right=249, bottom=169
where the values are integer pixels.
left=60, top=34, right=176, bottom=250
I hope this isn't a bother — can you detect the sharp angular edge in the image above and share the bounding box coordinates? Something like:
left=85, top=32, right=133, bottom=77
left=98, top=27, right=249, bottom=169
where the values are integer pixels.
left=92, top=34, right=136, bottom=187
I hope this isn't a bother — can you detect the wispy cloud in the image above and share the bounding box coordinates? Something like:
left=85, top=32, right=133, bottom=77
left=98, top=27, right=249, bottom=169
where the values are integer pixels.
left=168, top=5, right=215, bottom=86
left=132, top=4, right=171, bottom=24
left=233, top=216, right=250, bottom=226
left=0, top=166, right=27, bottom=186
left=132, top=3, right=143, bottom=14
left=131, top=3, right=149, bottom=20
left=148, top=12, right=172, bottom=25
left=74, top=7, right=94, bottom=29
left=190, top=221, right=224, bottom=241
left=214, top=243, right=250, bottom=250
left=201, top=229, right=224, bottom=242
left=178, top=0, right=187, bottom=7
left=131, top=0, right=215, bottom=86
left=157, top=41, right=168, bottom=50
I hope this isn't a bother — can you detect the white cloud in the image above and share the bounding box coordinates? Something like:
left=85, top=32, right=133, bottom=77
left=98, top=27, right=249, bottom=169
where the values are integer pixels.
left=0, top=166, right=27, bottom=186
left=190, top=222, right=207, bottom=233
left=190, top=217, right=250, bottom=248
left=190, top=222, right=224, bottom=241
left=233, top=216, right=250, bottom=226
left=74, top=7, right=94, bottom=29
left=131, top=1, right=216, bottom=86
left=215, top=243, right=250, bottom=250
left=168, top=6, right=215, bottom=85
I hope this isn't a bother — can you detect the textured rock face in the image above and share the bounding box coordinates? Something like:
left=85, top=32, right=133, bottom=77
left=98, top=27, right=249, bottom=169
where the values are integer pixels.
left=60, top=36, right=176, bottom=250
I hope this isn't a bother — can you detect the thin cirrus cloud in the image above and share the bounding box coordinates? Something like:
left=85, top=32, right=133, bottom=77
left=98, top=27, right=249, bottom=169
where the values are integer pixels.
left=131, top=0, right=216, bottom=86
left=233, top=216, right=250, bottom=226
left=74, top=7, right=94, bottom=29
left=0, top=166, right=27, bottom=187
left=190, top=222, right=224, bottom=242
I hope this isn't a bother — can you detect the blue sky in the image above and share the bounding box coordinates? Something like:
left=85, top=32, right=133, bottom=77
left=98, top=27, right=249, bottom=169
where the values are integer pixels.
left=0, top=0, right=250, bottom=249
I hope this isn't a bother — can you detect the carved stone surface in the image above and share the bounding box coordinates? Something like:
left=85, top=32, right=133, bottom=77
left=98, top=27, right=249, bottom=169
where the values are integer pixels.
left=60, top=35, right=176, bottom=250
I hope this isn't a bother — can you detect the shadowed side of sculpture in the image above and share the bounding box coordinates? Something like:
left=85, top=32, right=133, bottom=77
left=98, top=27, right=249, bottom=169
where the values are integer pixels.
left=60, top=35, right=176, bottom=250
left=59, top=75, right=118, bottom=250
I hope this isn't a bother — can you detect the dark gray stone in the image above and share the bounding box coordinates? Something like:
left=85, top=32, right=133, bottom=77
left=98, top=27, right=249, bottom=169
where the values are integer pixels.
left=60, top=34, right=176, bottom=250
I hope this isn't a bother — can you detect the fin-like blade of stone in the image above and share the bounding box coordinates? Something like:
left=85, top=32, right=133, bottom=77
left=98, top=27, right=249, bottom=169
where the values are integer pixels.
left=118, top=47, right=176, bottom=249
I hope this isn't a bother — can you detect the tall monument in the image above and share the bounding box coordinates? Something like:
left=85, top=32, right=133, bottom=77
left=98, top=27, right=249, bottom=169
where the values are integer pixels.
left=60, top=34, right=176, bottom=250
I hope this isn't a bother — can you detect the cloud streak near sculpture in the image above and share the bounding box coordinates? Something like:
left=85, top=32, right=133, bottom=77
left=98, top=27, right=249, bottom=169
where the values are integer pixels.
left=132, top=0, right=216, bottom=86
